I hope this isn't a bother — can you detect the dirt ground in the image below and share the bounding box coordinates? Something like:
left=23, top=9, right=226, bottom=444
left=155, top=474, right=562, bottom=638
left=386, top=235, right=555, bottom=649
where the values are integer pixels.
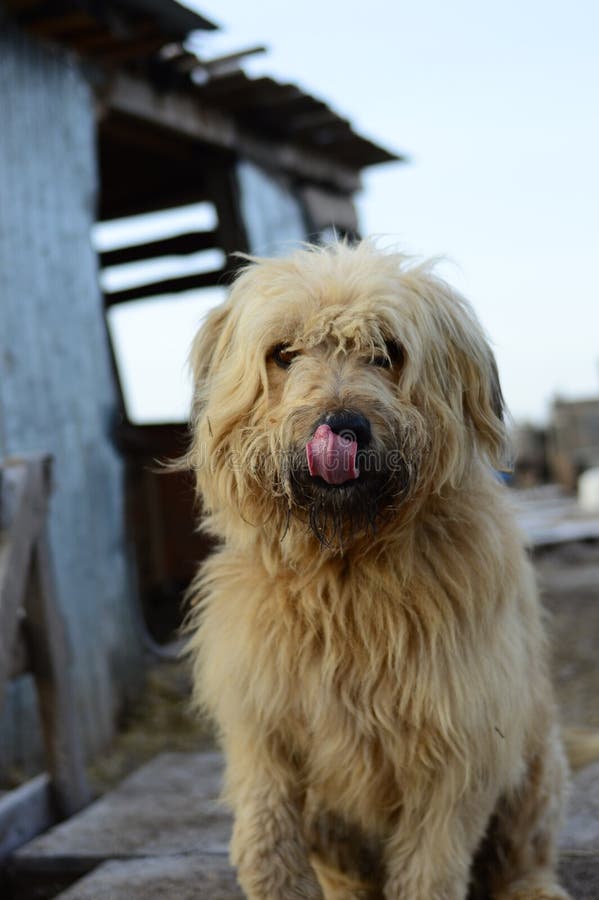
left=88, top=540, right=599, bottom=796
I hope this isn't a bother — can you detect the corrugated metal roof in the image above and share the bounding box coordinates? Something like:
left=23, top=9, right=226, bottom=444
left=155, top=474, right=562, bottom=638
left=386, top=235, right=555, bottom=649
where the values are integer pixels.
left=119, top=0, right=218, bottom=35
left=3, top=0, right=216, bottom=61
left=196, top=72, right=400, bottom=168
left=4, top=0, right=402, bottom=172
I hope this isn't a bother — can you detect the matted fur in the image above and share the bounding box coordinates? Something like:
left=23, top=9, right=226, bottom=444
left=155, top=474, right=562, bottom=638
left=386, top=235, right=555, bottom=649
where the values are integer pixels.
left=185, top=242, right=570, bottom=899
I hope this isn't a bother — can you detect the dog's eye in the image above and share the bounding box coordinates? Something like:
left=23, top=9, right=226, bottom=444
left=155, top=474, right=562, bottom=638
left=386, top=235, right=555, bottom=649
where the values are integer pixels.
left=372, top=355, right=391, bottom=369
left=371, top=341, right=403, bottom=370
left=271, top=344, right=299, bottom=370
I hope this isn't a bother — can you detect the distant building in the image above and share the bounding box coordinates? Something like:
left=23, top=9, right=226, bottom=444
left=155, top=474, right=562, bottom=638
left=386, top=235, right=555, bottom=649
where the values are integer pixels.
left=512, top=423, right=548, bottom=487
left=0, top=0, right=400, bottom=773
left=547, top=397, right=599, bottom=489
left=512, top=399, right=599, bottom=490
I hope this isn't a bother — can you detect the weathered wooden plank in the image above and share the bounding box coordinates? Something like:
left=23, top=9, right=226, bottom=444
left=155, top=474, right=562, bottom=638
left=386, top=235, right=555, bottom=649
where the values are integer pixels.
left=14, top=753, right=228, bottom=874
left=103, top=268, right=229, bottom=305
left=11, top=753, right=231, bottom=896
left=54, top=852, right=599, bottom=900
left=12, top=752, right=599, bottom=899
left=0, top=454, right=90, bottom=834
left=24, top=531, right=91, bottom=817
left=0, top=774, right=54, bottom=860
left=55, top=854, right=242, bottom=899
left=11, top=754, right=228, bottom=896
left=104, top=71, right=362, bottom=192
left=99, top=229, right=219, bottom=266
left=184, top=45, right=267, bottom=77
left=99, top=182, right=211, bottom=221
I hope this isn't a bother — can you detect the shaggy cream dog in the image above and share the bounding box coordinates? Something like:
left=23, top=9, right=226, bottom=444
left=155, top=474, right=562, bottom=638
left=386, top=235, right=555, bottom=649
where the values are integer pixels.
left=185, top=242, right=570, bottom=899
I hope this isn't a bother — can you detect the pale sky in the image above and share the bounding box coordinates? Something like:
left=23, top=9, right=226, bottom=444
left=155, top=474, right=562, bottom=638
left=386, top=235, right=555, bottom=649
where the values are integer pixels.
left=187, top=0, right=599, bottom=424
left=107, top=0, right=599, bottom=425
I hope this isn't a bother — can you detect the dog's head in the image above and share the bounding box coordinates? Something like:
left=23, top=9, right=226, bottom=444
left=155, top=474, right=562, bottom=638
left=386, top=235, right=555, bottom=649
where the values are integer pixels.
left=187, top=242, right=507, bottom=550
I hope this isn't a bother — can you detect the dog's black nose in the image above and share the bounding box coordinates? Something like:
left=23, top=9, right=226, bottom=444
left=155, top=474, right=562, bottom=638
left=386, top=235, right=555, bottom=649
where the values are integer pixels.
left=324, top=410, right=372, bottom=448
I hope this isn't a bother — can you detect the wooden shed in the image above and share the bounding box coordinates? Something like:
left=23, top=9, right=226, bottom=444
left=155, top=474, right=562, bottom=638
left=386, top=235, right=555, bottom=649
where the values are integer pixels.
left=0, top=0, right=400, bottom=777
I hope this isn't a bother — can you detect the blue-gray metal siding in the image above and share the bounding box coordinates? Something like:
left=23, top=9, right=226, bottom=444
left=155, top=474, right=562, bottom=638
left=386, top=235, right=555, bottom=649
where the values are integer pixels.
left=0, top=20, right=144, bottom=773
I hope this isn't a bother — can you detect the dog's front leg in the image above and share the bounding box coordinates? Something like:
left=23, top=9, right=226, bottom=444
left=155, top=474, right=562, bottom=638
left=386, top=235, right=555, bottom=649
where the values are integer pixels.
left=382, top=785, right=496, bottom=900
left=226, top=741, right=323, bottom=900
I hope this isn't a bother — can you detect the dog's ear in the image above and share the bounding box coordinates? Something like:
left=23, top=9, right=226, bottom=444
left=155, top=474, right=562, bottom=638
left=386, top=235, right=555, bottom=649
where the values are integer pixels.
left=189, top=304, right=231, bottom=422
left=456, top=336, right=507, bottom=467
left=411, top=269, right=509, bottom=471
left=487, top=352, right=506, bottom=424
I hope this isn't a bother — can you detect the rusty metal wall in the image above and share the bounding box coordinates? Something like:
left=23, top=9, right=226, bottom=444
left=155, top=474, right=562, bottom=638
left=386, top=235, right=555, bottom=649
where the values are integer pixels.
left=0, top=18, right=144, bottom=775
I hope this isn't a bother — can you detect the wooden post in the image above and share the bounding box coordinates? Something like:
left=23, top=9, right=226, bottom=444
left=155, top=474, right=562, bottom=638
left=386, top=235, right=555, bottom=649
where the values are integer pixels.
left=0, top=456, right=90, bottom=857
left=25, top=514, right=91, bottom=817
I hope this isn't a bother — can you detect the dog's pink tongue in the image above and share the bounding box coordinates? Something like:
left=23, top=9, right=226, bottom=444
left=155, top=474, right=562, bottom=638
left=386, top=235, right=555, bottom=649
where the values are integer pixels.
left=306, top=424, right=359, bottom=485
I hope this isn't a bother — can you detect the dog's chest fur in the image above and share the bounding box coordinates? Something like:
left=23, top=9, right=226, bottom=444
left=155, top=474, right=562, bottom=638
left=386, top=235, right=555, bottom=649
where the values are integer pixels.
left=198, top=536, right=531, bottom=831
left=283, top=581, right=508, bottom=827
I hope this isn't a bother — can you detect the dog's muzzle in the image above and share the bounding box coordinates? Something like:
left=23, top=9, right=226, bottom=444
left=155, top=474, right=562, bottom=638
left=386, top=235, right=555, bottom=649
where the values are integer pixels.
left=284, top=407, right=414, bottom=545
left=306, top=411, right=371, bottom=485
